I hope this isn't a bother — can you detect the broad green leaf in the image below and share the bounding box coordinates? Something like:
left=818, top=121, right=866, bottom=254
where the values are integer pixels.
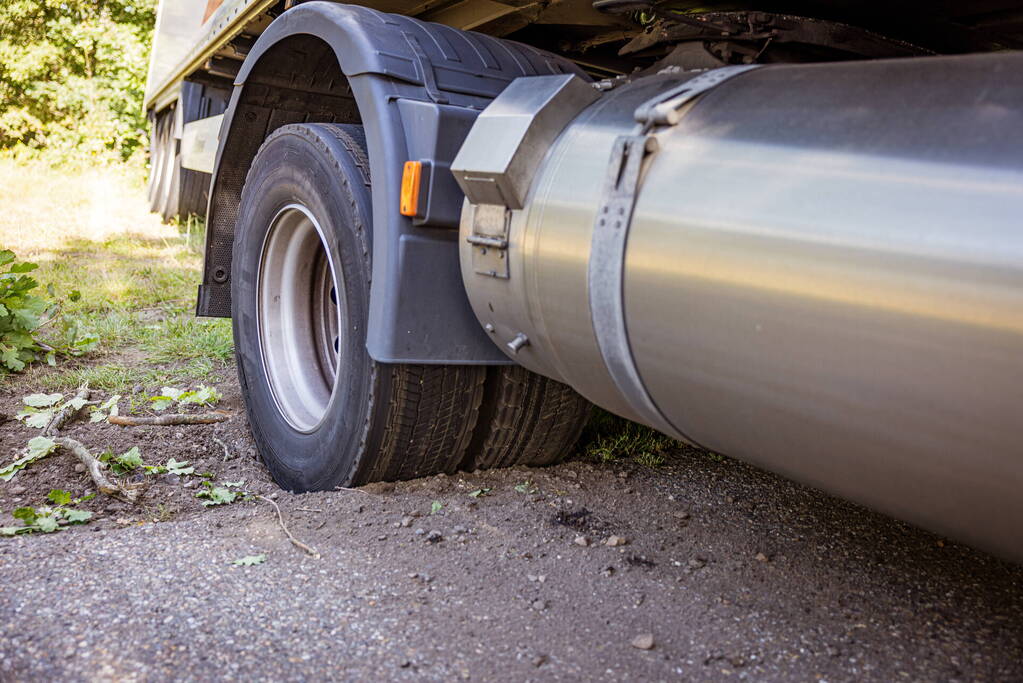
left=149, top=396, right=175, bottom=411
left=160, top=387, right=186, bottom=401
left=35, top=516, right=59, bottom=533
left=430, top=500, right=443, bottom=514
left=197, top=486, right=237, bottom=506
left=0, top=527, right=21, bottom=536
left=47, top=489, right=71, bottom=506
left=0, top=250, right=14, bottom=267
left=20, top=409, right=52, bottom=429
left=0, top=437, right=57, bottom=481
left=221, top=480, right=244, bottom=488
left=468, top=488, right=491, bottom=498
left=28, top=436, right=57, bottom=458
left=180, top=385, right=221, bottom=406
left=232, top=554, right=266, bottom=566
left=89, top=394, right=120, bottom=422
left=62, top=509, right=92, bottom=524
left=164, top=458, right=194, bottom=476
left=12, top=507, right=36, bottom=524
left=8, top=262, right=38, bottom=274
left=23, top=392, right=62, bottom=407
left=112, top=446, right=143, bottom=473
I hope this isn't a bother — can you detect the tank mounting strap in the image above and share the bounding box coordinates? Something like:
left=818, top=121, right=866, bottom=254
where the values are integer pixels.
left=588, top=64, right=760, bottom=438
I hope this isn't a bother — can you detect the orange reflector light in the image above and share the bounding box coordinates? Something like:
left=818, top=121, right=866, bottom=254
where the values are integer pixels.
left=400, top=161, right=421, bottom=217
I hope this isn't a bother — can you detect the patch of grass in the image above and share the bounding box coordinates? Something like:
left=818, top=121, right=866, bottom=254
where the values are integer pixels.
left=38, top=359, right=224, bottom=395
left=0, top=159, right=232, bottom=388
left=578, top=408, right=678, bottom=467
left=141, top=316, right=233, bottom=364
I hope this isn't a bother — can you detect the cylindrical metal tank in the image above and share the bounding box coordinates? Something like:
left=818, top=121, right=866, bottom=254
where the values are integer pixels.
left=458, top=52, right=1023, bottom=560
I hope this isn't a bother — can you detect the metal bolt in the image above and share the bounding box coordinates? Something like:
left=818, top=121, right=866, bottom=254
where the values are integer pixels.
left=506, top=333, right=529, bottom=354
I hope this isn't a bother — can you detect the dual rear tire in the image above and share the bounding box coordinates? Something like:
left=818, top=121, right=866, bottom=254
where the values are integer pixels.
left=231, top=123, right=590, bottom=491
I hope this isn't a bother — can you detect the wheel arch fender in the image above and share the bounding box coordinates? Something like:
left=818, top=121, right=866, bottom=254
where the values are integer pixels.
left=197, top=1, right=586, bottom=364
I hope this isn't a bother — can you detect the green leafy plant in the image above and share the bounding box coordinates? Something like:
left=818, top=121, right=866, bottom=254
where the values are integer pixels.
left=149, top=385, right=221, bottom=411
left=0, top=250, right=96, bottom=372
left=468, top=488, right=491, bottom=499
left=1, top=489, right=93, bottom=536
left=89, top=394, right=120, bottom=422
left=430, top=500, right=444, bottom=515
left=196, top=480, right=245, bottom=507
left=514, top=481, right=537, bottom=494
left=99, top=445, right=144, bottom=475
left=0, top=436, right=57, bottom=481
left=231, top=554, right=266, bottom=566
left=16, top=390, right=90, bottom=428
left=144, top=458, right=194, bottom=476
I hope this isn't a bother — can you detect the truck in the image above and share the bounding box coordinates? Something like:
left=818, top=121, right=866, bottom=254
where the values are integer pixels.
left=144, top=0, right=1023, bottom=563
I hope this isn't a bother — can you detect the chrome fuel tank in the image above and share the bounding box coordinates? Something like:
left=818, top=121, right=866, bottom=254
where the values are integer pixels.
left=456, top=53, right=1023, bottom=560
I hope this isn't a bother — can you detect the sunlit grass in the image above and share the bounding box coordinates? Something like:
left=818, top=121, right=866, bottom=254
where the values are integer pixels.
left=0, top=158, right=233, bottom=388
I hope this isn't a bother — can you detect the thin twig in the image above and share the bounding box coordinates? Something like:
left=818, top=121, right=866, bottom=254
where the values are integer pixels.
left=295, top=507, right=322, bottom=513
left=52, top=437, right=139, bottom=503
left=255, top=495, right=320, bottom=558
left=333, top=486, right=373, bottom=495
left=43, top=384, right=91, bottom=436
left=212, top=436, right=233, bottom=462
left=108, top=412, right=229, bottom=426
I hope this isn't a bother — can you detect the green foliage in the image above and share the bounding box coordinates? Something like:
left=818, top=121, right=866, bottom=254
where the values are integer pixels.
left=196, top=480, right=245, bottom=507
left=1, top=491, right=93, bottom=536
left=468, top=488, right=491, bottom=499
left=232, top=554, right=266, bottom=566
left=580, top=408, right=678, bottom=466
left=0, top=0, right=157, bottom=162
left=99, top=445, right=144, bottom=475
left=0, top=435, right=57, bottom=481
left=0, top=249, right=97, bottom=372
left=144, top=458, right=194, bottom=476
left=16, top=389, right=90, bottom=427
left=150, top=385, right=221, bottom=411
left=430, top=500, right=444, bottom=515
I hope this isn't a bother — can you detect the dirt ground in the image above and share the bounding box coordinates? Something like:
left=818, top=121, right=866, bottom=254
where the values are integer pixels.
left=1, top=367, right=1022, bottom=681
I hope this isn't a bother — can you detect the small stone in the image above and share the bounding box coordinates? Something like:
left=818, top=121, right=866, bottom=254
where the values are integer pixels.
left=10, top=485, right=26, bottom=495
left=604, top=535, right=628, bottom=547
left=531, top=599, right=547, bottom=611
left=73, top=464, right=86, bottom=474
left=400, top=660, right=411, bottom=669
left=377, top=535, right=387, bottom=541
left=269, top=492, right=279, bottom=500
left=754, top=552, right=769, bottom=563
left=408, top=510, right=422, bottom=518
left=183, top=479, right=197, bottom=489
left=631, top=633, right=655, bottom=650
left=425, top=530, right=444, bottom=543
left=532, top=655, right=547, bottom=668
left=573, top=535, right=590, bottom=547
left=617, top=471, right=629, bottom=479
left=400, top=516, right=415, bottom=528
left=673, top=510, right=690, bottom=520
left=453, top=525, right=468, bottom=534
left=414, top=528, right=426, bottom=536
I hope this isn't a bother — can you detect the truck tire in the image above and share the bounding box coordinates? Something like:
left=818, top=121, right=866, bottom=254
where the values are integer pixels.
left=231, top=122, right=486, bottom=491
left=469, top=366, right=591, bottom=469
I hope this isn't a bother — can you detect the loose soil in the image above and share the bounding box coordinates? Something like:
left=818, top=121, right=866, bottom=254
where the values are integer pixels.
left=1, top=364, right=1021, bottom=681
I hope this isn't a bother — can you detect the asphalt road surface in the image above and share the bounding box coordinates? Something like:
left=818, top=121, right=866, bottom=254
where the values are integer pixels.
left=1, top=428, right=1020, bottom=681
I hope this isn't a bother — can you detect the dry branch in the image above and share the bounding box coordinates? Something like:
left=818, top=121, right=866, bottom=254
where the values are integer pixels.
left=52, top=437, right=139, bottom=503
left=43, top=384, right=91, bottom=435
left=255, top=495, right=320, bottom=559
left=108, top=412, right=229, bottom=426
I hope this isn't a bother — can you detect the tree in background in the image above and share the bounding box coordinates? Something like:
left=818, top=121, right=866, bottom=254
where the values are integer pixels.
left=0, top=0, right=156, bottom=163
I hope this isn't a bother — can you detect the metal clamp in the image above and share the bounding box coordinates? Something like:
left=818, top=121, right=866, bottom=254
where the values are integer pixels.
left=588, top=64, right=760, bottom=438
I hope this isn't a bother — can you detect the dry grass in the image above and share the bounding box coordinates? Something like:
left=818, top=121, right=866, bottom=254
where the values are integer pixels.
left=0, top=159, right=233, bottom=390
